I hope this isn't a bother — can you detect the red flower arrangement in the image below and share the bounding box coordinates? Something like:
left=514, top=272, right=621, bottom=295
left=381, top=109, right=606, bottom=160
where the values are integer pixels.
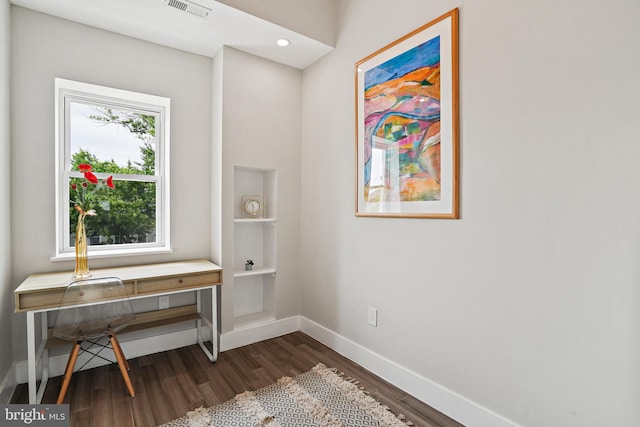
left=70, top=163, right=115, bottom=215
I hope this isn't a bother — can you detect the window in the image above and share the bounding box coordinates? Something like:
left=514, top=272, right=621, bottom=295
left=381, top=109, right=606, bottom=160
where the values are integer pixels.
left=54, top=79, right=171, bottom=259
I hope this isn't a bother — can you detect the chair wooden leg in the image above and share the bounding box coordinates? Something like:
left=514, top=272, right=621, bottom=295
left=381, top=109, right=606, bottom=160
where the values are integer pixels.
left=112, top=336, right=130, bottom=371
left=110, top=334, right=135, bottom=397
left=57, top=341, right=81, bottom=404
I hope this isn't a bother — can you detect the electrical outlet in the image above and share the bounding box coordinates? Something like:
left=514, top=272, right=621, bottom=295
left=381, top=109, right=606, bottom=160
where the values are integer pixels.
left=159, top=296, right=169, bottom=310
left=368, top=307, right=378, bottom=327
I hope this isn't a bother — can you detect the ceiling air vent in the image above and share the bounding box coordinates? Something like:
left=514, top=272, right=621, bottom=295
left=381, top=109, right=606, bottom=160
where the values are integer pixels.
left=164, top=0, right=211, bottom=19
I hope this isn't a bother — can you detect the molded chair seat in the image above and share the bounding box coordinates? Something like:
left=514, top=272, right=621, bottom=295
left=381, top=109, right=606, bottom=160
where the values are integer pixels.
left=51, top=276, right=136, bottom=403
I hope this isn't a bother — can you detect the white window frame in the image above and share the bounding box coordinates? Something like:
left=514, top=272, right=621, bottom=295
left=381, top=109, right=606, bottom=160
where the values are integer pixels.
left=53, top=78, right=172, bottom=260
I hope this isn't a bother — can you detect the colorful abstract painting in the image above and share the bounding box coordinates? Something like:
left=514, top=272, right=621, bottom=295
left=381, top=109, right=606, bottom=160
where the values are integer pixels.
left=356, top=9, right=459, bottom=218
left=364, top=36, right=441, bottom=203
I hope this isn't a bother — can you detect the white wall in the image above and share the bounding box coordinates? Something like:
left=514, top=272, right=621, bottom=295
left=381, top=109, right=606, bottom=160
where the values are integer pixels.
left=301, top=0, right=640, bottom=426
left=218, top=46, right=302, bottom=333
left=0, top=0, right=14, bottom=402
left=7, top=1, right=640, bottom=424
left=10, top=7, right=213, bottom=362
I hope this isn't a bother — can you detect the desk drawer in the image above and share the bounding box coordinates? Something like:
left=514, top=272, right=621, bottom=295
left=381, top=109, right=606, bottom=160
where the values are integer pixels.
left=135, top=271, right=219, bottom=295
left=17, top=289, right=66, bottom=312
left=15, top=282, right=135, bottom=311
left=16, top=282, right=134, bottom=311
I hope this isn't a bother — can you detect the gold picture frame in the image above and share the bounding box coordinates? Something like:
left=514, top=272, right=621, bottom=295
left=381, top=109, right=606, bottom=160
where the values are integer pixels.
left=355, top=8, right=459, bottom=218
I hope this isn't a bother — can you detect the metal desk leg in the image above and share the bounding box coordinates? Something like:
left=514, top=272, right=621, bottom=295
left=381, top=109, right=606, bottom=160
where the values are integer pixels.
left=27, top=311, right=49, bottom=404
left=27, top=311, right=37, bottom=404
left=39, top=312, right=49, bottom=403
left=196, top=286, right=220, bottom=362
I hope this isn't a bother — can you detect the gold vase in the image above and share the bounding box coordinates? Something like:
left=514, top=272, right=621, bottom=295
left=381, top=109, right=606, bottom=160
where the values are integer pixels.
left=73, top=211, right=91, bottom=279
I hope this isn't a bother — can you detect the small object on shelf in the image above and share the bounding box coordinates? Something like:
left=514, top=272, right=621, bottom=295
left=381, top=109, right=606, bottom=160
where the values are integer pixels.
left=241, top=195, right=264, bottom=218
left=245, top=259, right=254, bottom=270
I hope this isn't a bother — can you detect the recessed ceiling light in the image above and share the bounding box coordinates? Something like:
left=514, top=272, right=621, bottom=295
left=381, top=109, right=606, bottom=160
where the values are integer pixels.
left=276, top=39, right=290, bottom=47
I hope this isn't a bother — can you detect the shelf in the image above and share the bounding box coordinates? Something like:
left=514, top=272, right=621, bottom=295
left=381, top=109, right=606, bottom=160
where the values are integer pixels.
left=234, top=267, right=276, bottom=278
left=233, top=312, right=276, bottom=329
left=233, top=165, right=277, bottom=330
left=234, top=218, right=276, bottom=224
left=46, top=304, right=200, bottom=349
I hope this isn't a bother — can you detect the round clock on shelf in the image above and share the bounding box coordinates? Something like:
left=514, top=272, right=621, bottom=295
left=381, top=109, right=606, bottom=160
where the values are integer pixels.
left=241, top=195, right=264, bottom=218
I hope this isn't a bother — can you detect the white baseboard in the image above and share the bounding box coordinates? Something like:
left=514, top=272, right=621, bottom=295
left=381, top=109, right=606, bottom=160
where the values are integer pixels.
left=0, top=363, right=16, bottom=404
left=300, top=317, right=522, bottom=427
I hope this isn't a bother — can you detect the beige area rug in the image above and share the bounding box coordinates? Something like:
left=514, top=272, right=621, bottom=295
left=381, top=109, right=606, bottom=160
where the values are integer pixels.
left=159, top=363, right=413, bottom=427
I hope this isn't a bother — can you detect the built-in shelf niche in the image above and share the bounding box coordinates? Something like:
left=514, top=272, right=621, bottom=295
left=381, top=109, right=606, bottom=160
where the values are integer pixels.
left=232, top=273, right=275, bottom=328
left=232, top=165, right=277, bottom=327
left=233, top=167, right=276, bottom=220
left=233, top=220, right=276, bottom=274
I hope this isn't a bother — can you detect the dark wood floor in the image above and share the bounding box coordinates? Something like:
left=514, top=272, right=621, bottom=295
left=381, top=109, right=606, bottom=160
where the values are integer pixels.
left=11, top=332, right=464, bottom=427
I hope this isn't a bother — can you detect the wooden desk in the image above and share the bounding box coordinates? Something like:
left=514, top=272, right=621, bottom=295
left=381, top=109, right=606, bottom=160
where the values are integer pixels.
left=14, top=259, right=223, bottom=404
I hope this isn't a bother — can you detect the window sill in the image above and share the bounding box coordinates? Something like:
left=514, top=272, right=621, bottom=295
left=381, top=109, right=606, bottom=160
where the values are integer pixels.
left=50, top=246, right=174, bottom=262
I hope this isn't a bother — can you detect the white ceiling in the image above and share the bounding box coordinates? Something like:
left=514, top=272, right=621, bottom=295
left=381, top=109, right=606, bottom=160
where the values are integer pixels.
left=10, top=0, right=334, bottom=69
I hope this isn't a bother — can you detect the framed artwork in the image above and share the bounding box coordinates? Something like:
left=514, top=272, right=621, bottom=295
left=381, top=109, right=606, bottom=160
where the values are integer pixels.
left=355, top=8, right=459, bottom=218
